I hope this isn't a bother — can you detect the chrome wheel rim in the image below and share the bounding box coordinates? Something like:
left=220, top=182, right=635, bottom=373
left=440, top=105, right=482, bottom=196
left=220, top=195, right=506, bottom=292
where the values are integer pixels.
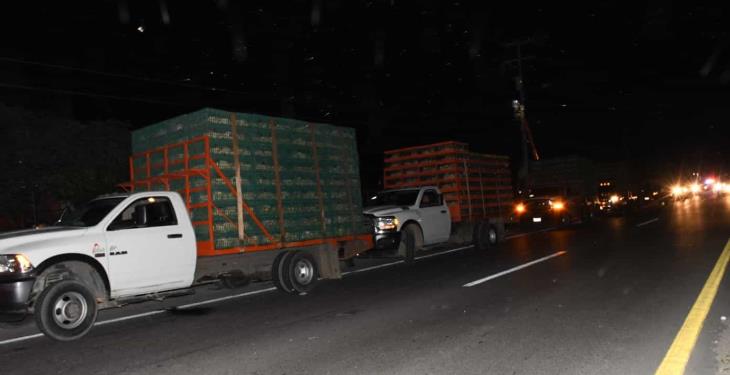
left=294, top=259, right=314, bottom=285
left=52, top=291, right=88, bottom=330
left=488, top=228, right=497, bottom=244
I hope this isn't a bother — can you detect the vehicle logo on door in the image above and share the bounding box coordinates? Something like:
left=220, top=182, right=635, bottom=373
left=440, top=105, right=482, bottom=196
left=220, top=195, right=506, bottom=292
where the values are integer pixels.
left=92, top=243, right=106, bottom=258
left=109, top=245, right=127, bottom=256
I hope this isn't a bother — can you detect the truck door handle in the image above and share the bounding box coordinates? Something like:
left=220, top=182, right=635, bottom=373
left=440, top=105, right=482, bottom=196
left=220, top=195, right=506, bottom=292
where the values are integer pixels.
left=440, top=210, right=447, bottom=214
left=167, top=233, right=183, bottom=239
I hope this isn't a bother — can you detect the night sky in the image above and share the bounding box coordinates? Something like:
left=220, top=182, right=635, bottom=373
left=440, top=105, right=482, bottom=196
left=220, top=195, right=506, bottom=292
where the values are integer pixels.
left=1, top=1, right=728, bottom=184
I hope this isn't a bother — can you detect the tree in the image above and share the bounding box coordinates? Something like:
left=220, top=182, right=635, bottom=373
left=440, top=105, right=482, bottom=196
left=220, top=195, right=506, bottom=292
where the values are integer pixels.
left=0, top=104, right=130, bottom=229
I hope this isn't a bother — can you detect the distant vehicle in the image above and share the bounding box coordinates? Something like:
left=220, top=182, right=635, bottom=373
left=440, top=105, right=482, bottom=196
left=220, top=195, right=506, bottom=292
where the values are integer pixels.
left=364, top=142, right=513, bottom=261
left=520, top=186, right=595, bottom=222
left=596, top=194, right=627, bottom=216
left=513, top=196, right=580, bottom=226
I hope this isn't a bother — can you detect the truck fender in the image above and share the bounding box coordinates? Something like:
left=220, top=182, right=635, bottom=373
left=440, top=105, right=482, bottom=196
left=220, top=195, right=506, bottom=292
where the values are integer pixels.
left=31, top=256, right=110, bottom=308
left=399, top=220, right=424, bottom=249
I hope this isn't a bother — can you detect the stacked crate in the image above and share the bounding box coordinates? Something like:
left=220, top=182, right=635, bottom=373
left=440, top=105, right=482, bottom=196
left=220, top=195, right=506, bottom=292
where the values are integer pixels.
left=129, top=108, right=370, bottom=256
left=383, top=141, right=512, bottom=223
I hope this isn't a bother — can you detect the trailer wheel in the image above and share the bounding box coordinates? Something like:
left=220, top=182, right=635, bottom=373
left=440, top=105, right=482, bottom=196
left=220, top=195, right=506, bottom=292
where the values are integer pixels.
left=399, top=224, right=418, bottom=263
left=486, top=225, right=498, bottom=247
left=474, top=223, right=490, bottom=251
left=272, top=251, right=295, bottom=293
left=34, top=280, right=98, bottom=341
left=282, top=252, right=319, bottom=294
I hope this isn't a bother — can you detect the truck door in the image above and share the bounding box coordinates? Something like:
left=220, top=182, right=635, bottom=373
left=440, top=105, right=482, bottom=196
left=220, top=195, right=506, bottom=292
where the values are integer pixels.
left=418, top=189, right=451, bottom=244
left=104, top=196, right=191, bottom=297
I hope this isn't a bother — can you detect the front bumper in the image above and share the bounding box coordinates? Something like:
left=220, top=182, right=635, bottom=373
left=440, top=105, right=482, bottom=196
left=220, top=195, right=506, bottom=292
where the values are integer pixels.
left=374, top=232, right=401, bottom=251
left=0, top=277, right=35, bottom=318
left=518, top=213, right=559, bottom=224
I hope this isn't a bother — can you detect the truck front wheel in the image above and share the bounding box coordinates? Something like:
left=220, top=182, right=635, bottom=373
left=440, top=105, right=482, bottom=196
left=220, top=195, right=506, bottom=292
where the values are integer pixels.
left=399, top=224, right=420, bottom=263
left=34, top=280, right=98, bottom=341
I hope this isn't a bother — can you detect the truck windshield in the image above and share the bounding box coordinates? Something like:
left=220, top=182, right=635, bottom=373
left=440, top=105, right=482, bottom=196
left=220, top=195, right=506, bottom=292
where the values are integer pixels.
left=367, top=190, right=420, bottom=207
left=56, top=197, right=126, bottom=227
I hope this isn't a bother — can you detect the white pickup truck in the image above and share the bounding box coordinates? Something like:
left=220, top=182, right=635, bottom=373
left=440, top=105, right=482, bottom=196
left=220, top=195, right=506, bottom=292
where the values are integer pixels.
left=363, top=186, right=505, bottom=260
left=0, top=191, right=342, bottom=341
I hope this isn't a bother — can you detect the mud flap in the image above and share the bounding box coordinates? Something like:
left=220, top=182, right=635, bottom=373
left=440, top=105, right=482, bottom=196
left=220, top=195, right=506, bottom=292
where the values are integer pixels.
left=315, top=244, right=341, bottom=280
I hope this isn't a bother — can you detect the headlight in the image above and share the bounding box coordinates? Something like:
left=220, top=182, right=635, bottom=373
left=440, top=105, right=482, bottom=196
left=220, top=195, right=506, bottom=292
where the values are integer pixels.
left=671, top=185, right=683, bottom=196
left=552, top=201, right=565, bottom=210
left=515, top=203, right=526, bottom=214
left=0, top=254, right=34, bottom=273
left=375, top=217, right=399, bottom=232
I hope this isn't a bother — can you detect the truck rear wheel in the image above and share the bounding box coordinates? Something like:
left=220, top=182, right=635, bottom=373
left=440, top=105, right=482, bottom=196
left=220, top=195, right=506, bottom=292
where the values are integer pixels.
left=486, top=225, right=498, bottom=246
left=281, top=252, right=319, bottom=295
left=272, top=251, right=295, bottom=293
left=34, top=280, right=98, bottom=341
left=474, top=222, right=496, bottom=251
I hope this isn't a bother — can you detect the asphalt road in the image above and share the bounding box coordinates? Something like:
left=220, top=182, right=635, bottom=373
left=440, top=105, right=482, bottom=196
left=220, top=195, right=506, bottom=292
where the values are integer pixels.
left=1, top=196, right=730, bottom=375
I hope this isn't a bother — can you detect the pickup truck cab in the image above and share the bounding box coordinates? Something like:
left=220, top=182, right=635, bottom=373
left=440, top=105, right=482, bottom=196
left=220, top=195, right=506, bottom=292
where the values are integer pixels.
left=364, top=186, right=504, bottom=261
left=364, top=187, right=458, bottom=259
left=0, top=191, right=197, bottom=341
left=364, top=186, right=506, bottom=260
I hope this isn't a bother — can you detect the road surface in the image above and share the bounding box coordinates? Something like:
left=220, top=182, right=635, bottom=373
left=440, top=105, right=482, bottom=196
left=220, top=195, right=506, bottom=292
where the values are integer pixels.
left=1, top=196, right=729, bottom=375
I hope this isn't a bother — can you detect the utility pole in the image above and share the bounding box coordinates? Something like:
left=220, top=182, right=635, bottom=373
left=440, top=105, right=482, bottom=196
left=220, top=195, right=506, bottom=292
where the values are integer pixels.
left=503, top=39, right=539, bottom=194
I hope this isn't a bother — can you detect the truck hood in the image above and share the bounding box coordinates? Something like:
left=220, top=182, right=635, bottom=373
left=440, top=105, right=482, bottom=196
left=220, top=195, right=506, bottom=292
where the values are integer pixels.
left=363, top=205, right=409, bottom=216
left=0, top=227, right=87, bottom=253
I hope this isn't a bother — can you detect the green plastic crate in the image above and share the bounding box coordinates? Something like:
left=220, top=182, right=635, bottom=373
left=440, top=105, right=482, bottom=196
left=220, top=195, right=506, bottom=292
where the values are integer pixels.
left=131, top=108, right=369, bottom=250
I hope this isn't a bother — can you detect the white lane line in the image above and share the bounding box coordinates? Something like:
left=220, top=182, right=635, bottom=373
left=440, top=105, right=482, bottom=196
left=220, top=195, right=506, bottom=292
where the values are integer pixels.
left=342, top=245, right=476, bottom=276
left=0, top=288, right=280, bottom=346
left=415, top=245, right=474, bottom=260
left=1, top=228, right=554, bottom=346
left=0, top=333, right=44, bottom=346
left=342, top=260, right=404, bottom=275
left=94, top=310, right=167, bottom=326
left=636, top=218, right=659, bottom=227
left=0, top=309, right=172, bottom=345
left=175, top=287, right=277, bottom=309
left=463, top=250, right=568, bottom=287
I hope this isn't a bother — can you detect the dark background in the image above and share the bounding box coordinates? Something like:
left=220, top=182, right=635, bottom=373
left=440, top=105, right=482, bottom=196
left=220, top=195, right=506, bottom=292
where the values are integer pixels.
left=0, top=1, right=728, bottom=227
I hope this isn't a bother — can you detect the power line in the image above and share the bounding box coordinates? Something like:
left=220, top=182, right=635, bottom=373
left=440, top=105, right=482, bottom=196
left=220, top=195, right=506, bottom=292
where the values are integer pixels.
left=0, top=56, right=252, bottom=96
left=0, top=82, right=188, bottom=107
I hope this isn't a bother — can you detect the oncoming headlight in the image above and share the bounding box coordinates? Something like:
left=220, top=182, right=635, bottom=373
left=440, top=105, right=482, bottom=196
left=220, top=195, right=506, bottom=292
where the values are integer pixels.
left=375, top=217, right=399, bottom=232
left=0, top=254, right=34, bottom=274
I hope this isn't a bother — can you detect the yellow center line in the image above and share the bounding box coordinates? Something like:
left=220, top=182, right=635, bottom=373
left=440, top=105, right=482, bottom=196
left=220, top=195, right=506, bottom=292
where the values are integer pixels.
left=655, top=239, right=730, bottom=375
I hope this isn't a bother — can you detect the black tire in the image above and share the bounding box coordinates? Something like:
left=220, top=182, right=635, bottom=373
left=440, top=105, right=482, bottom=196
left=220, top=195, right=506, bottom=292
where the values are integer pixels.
left=281, top=252, right=319, bottom=294
left=486, top=225, right=498, bottom=247
left=399, top=225, right=417, bottom=263
left=474, top=222, right=490, bottom=251
left=272, top=251, right=295, bottom=293
left=34, top=280, right=98, bottom=341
